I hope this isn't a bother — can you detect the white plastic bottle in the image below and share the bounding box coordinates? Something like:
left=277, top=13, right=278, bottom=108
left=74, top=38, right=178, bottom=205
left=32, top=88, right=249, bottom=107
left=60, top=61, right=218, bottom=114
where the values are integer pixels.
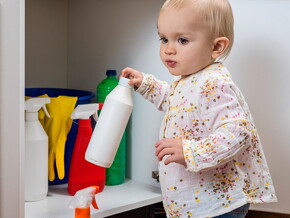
left=85, top=77, right=133, bottom=168
left=25, top=97, right=50, bottom=201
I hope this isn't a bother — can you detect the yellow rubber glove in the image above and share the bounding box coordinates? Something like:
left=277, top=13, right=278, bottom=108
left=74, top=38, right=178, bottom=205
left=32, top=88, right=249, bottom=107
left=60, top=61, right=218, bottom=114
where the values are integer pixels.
left=42, top=96, right=77, bottom=181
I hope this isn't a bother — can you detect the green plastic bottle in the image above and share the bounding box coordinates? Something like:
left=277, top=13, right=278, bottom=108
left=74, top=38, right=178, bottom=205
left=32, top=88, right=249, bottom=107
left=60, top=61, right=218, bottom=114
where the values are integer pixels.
left=96, top=70, right=127, bottom=185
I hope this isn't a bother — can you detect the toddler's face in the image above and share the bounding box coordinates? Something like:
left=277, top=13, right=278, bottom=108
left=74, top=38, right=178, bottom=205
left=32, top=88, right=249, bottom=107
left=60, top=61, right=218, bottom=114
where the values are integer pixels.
left=158, top=5, right=214, bottom=77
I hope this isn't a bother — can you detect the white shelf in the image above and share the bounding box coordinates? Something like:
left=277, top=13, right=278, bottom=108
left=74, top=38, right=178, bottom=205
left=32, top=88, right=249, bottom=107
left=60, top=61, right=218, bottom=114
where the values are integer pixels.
left=25, top=179, right=162, bottom=218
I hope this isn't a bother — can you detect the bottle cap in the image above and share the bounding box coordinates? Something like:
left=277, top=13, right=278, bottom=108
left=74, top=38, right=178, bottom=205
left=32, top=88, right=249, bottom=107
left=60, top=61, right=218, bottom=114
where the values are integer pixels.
left=119, top=77, right=133, bottom=89
left=106, top=70, right=117, bottom=76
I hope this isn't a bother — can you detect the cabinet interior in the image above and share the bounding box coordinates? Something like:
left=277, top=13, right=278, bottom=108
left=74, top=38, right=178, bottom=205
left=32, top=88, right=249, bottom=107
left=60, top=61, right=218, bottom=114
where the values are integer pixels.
left=25, top=0, right=166, bottom=186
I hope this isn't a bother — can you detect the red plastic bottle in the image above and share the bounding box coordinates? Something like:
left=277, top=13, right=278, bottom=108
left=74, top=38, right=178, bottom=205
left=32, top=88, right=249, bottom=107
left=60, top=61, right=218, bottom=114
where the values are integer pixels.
left=68, top=104, right=105, bottom=195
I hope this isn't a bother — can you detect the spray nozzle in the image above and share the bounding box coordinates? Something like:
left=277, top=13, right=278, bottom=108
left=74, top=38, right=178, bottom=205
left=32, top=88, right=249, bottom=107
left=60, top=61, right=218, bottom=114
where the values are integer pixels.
left=71, top=103, right=103, bottom=121
left=25, top=97, right=51, bottom=118
left=69, top=186, right=99, bottom=218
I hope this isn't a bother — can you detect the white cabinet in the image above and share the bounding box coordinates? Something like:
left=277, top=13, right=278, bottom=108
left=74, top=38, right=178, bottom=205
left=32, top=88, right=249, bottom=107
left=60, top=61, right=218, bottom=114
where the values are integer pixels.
left=1, top=0, right=165, bottom=217
left=0, top=0, right=25, bottom=218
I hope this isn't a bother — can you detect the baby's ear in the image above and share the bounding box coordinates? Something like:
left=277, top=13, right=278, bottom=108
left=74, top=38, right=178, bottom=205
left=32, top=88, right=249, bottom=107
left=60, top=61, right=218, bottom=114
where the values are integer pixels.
left=211, top=37, right=229, bottom=59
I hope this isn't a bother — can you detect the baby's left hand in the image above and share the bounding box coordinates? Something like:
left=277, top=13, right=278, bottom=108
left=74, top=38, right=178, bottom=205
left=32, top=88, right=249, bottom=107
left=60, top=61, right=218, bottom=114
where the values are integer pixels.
left=155, top=138, right=186, bottom=166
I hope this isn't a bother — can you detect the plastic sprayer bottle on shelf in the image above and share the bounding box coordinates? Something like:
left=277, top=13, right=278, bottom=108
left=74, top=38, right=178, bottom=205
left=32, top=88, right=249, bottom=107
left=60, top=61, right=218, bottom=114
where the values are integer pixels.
left=25, top=97, right=50, bottom=202
left=86, top=77, right=133, bottom=185
left=68, top=103, right=105, bottom=196
left=69, top=186, right=99, bottom=218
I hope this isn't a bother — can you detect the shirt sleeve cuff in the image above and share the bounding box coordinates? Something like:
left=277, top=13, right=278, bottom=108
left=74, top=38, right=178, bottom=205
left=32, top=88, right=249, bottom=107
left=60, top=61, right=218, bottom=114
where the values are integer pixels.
left=183, top=139, right=199, bottom=172
left=135, top=73, right=152, bottom=94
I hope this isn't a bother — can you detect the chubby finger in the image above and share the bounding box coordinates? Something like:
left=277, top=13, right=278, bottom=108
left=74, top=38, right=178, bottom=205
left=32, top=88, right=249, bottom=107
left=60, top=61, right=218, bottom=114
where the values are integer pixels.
left=164, top=155, right=176, bottom=165
left=155, top=144, right=164, bottom=156
left=123, top=67, right=139, bottom=78
left=121, top=67, right=134, bottom=78
left=154, top=139, right=162, bottom=148
left=157, top=148, right=174, bottom=161
left=155, top=138, right=168, bottom=148
left=155, top=139, right=173, bottom=155
left=155, top=140, right=166, bottom=156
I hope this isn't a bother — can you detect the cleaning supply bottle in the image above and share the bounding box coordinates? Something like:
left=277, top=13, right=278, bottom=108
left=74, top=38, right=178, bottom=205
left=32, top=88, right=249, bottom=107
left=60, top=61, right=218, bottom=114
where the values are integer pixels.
left=68, top=103, right=105, bottom=196
left=96, top=70, right=129, bottom=185
left=86, top=77, right=133, bottom=185
left=25, top=97, right=50, bottom=201
left=96, top=70, right=119, bottom=103
left=69, top=186, right=99, bottom=218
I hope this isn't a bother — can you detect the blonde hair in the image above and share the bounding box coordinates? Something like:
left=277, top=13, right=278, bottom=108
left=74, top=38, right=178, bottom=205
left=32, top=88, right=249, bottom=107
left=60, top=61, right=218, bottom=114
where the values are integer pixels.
left=161, top=0, right=234, bottom=60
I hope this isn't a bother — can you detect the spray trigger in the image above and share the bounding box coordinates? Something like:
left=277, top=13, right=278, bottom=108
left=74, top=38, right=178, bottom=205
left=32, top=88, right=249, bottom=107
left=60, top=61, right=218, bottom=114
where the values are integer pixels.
left=42, top=105, right=51, bottom=118
left=93, top=113, right=98, bottom=122
left=93, top=103, right=103, bottom=122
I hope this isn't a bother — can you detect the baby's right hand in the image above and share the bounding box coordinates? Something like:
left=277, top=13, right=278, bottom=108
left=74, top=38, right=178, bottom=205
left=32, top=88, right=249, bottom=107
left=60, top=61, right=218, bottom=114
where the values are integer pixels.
left=121, top=67, right=143, bottom=89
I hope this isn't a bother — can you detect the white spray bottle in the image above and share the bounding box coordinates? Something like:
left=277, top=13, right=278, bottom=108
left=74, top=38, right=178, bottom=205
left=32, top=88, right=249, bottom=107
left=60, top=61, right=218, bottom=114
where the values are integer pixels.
left=85, top=77, right=133, bottom=168
left=25, top=97, right=50, bottom=201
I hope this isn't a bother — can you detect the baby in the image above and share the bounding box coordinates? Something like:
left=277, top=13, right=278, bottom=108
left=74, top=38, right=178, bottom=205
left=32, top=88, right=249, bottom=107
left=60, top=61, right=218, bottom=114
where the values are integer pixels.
left=122, top=0, right=277, bottom=217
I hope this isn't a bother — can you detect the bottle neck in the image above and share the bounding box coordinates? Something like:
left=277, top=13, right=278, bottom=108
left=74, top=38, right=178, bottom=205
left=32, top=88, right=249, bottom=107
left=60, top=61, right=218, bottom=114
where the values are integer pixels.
left=78, top=119, right=91, bottom=127
left=75, top=208, right=90, bottom=218
left=107, top=75, right=116, bottom=79
left=25, top=112, right=38, bottom=121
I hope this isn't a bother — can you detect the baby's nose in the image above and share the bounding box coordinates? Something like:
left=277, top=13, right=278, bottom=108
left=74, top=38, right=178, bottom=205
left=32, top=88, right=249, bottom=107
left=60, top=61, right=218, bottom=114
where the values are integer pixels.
left=165, top=44, right=176, bottom=55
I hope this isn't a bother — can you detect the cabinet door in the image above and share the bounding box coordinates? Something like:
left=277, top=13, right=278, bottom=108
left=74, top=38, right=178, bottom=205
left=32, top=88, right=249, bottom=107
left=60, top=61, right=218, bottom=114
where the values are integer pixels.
left=0, top=0, right=25, bottom=217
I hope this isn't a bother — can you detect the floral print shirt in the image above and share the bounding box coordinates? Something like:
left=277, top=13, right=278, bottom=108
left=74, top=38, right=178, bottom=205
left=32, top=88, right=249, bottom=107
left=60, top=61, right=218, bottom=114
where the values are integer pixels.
left=136, top=63, right=277, bottom=218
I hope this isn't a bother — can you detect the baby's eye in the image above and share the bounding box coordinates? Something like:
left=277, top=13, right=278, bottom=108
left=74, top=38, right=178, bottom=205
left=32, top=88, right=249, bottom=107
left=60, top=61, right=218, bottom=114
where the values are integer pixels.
left=178, top=37, right=189, bottom=45
left=159, top=37, right=168, bottom=44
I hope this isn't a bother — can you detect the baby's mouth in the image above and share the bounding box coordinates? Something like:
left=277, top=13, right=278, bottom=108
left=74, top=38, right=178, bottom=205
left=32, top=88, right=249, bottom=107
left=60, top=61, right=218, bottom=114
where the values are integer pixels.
left=166, top=60, right=177, bottom=67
